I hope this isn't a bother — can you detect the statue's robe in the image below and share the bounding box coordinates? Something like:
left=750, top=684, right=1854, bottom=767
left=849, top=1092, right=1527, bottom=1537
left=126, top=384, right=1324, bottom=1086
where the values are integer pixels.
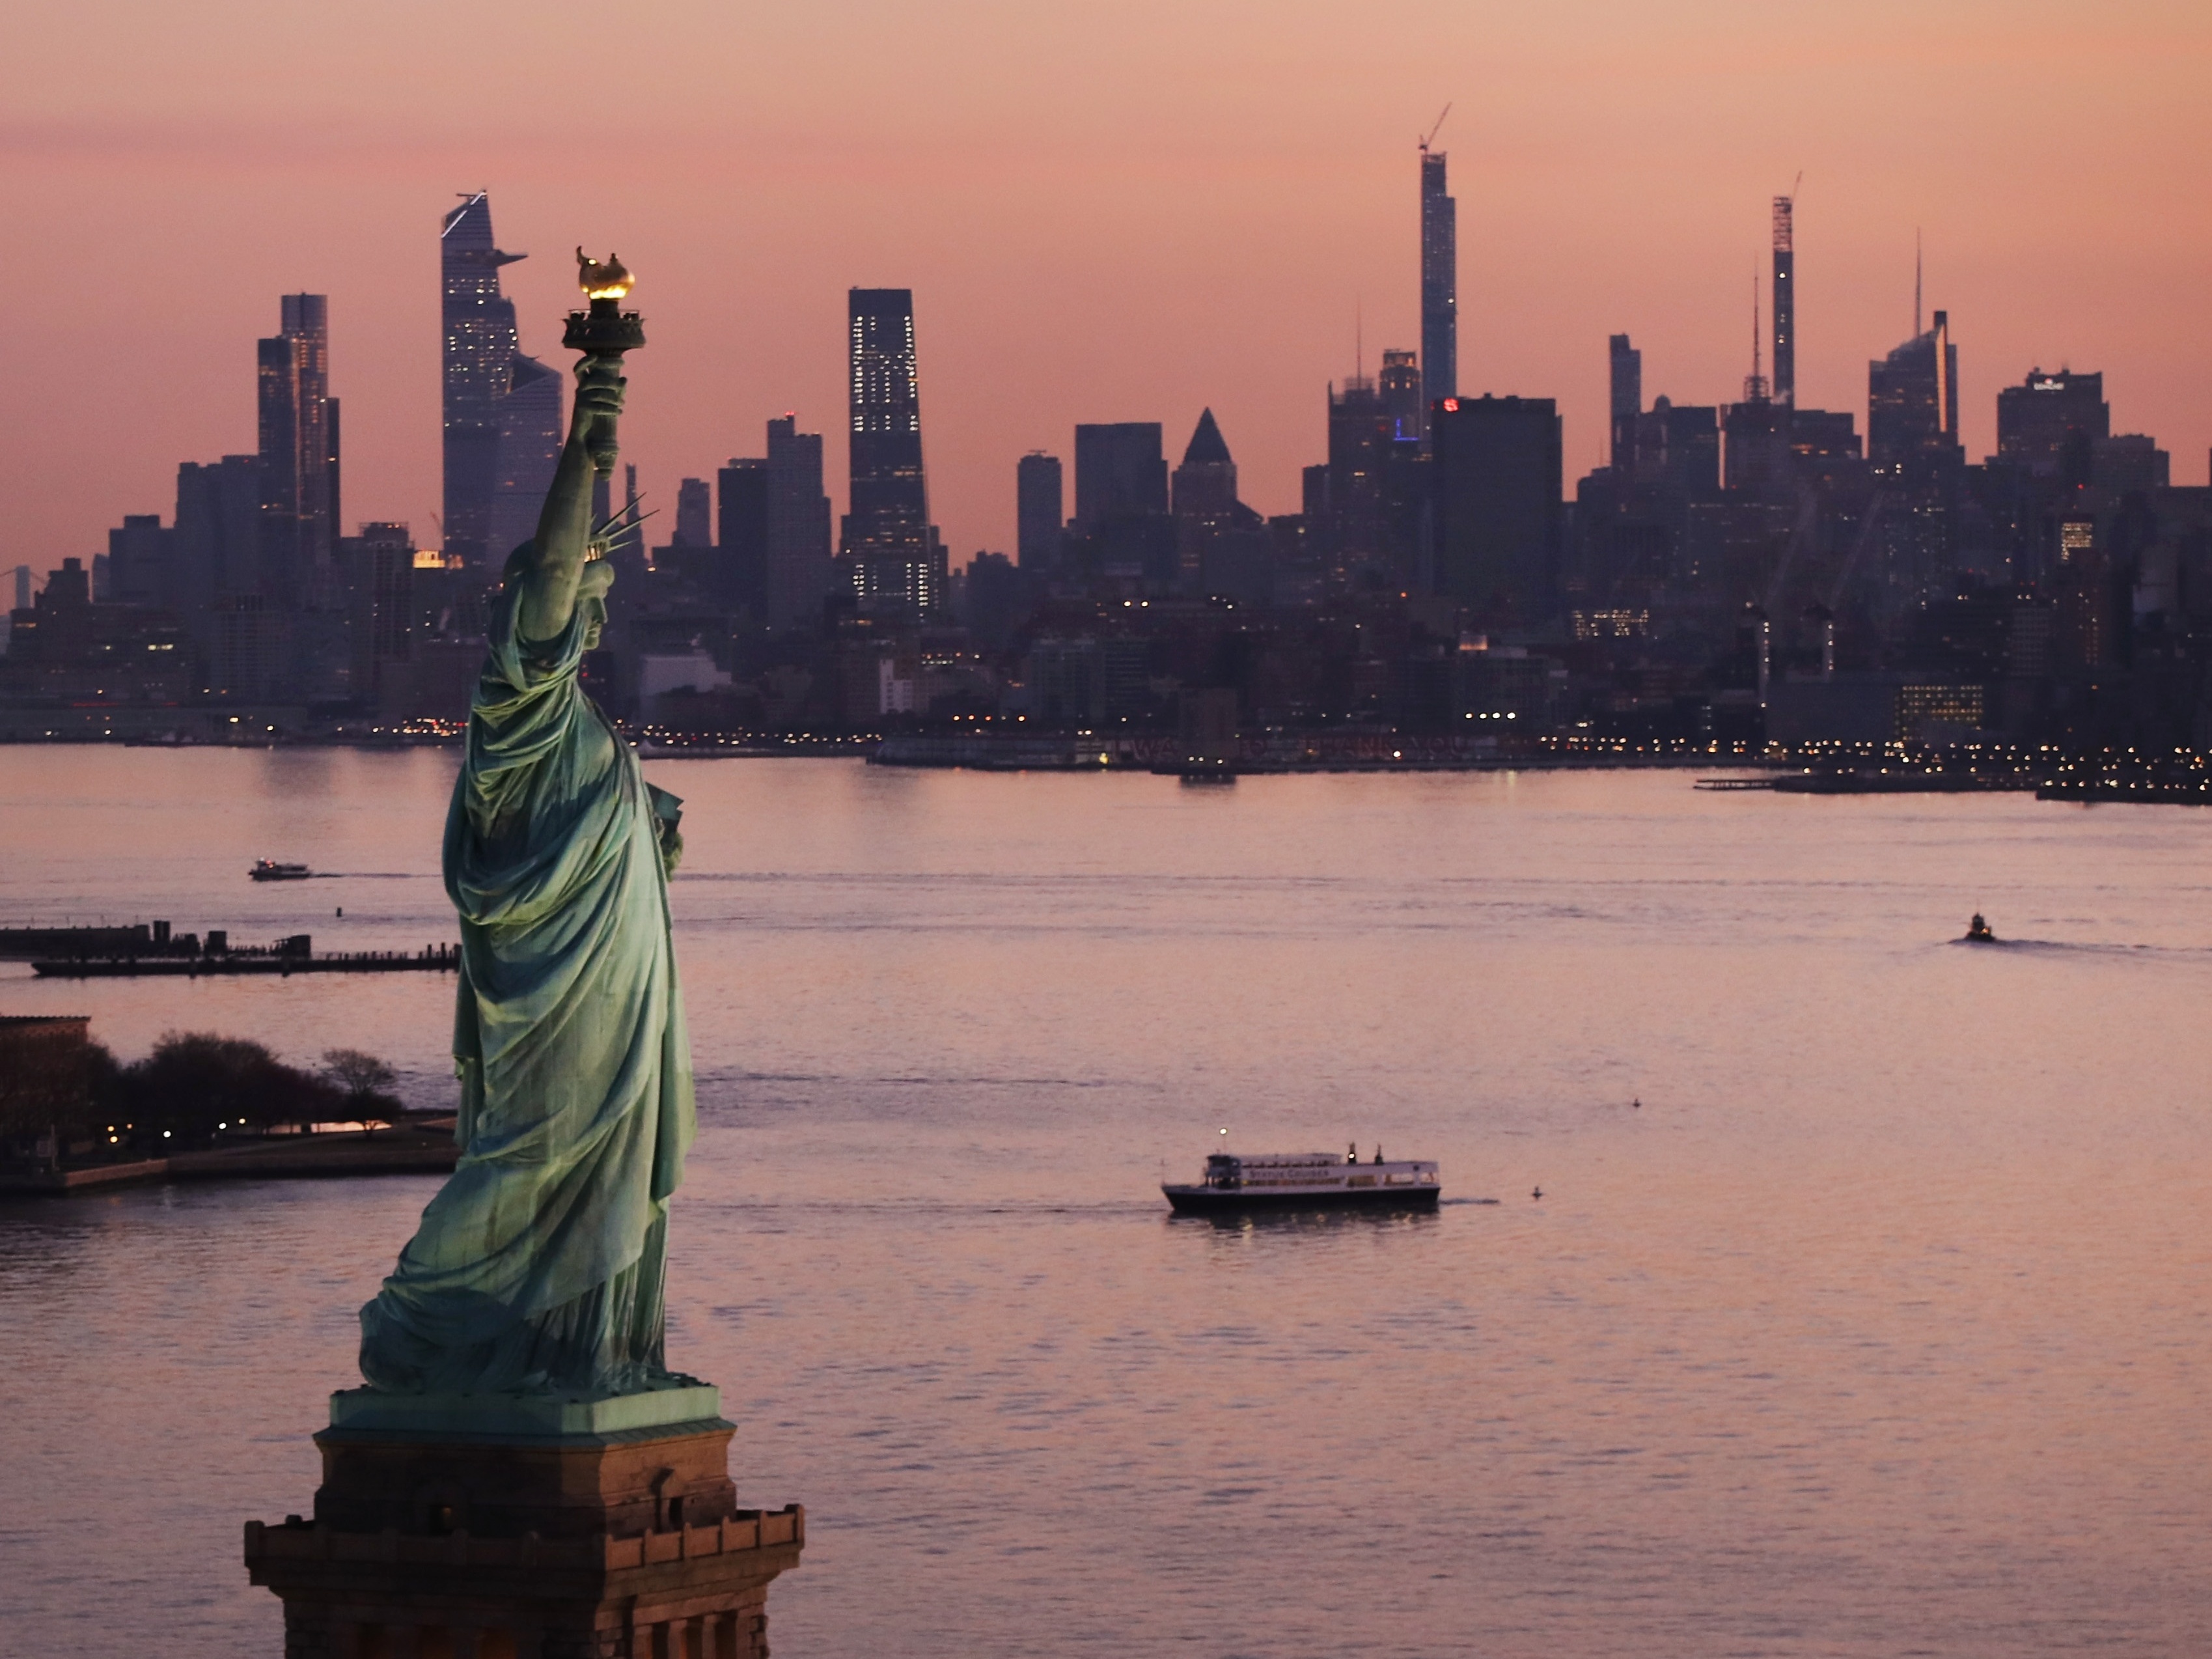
left=359, top=590, right=693, bottom=1395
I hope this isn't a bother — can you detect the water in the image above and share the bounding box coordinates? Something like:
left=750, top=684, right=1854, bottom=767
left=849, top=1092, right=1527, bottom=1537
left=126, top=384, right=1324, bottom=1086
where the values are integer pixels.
left=2, top=748, right=2207, bottom=1656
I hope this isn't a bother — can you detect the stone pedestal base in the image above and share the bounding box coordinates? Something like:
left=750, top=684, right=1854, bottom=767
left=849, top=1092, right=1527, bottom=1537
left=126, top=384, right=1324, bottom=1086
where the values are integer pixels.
left=245, top=1390, right=802, bottom=1659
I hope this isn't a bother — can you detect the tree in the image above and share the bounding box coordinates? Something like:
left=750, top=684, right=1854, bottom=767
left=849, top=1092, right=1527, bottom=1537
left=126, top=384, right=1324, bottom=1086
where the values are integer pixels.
left=119, top=1032, right=346, bottom=1145
left=322, top=1049, right=400, bottom=1134
left=0, top=1020, right=113, bottom=1158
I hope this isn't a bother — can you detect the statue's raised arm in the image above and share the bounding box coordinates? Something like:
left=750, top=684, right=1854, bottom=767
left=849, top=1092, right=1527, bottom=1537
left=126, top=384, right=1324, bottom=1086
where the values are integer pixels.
left=510, top=360, right=622, bottom=643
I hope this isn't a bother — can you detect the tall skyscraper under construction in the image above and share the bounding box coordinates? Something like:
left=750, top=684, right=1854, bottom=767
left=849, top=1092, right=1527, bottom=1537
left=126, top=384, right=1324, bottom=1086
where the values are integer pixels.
left=1420, top=140, right=1458, bottom=434
left=441, top=193, right=543, bottom=568
left=1771, top=195, right=1796, bottom=407
left=841, top=288, right=943, bottom=613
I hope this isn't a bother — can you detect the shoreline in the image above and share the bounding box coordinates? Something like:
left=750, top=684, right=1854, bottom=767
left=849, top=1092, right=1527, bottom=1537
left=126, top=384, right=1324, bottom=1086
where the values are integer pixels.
left=0, top=1118, right=458, bottom=1197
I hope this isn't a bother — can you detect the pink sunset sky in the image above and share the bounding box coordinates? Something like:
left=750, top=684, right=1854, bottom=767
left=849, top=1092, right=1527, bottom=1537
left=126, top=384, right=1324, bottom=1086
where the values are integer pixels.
left=7, top=0, right=2209, bottom=571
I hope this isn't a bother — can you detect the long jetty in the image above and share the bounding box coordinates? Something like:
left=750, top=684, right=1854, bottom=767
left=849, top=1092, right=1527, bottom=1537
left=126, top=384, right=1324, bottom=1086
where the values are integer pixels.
left=32, top=943, right=459, bottom=979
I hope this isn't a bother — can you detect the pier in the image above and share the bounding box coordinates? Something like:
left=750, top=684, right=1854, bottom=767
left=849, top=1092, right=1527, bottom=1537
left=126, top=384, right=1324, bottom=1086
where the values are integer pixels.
left=31, top=942, right=459, bottom=978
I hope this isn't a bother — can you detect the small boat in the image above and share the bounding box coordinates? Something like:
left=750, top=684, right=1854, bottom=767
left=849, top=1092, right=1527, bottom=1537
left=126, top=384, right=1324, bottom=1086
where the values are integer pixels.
left=1963, top=912, right=1998, bottom=943
left=250, top=859, right=312, bottom=882
left=1163, top=1147, right=1441, bottom=1215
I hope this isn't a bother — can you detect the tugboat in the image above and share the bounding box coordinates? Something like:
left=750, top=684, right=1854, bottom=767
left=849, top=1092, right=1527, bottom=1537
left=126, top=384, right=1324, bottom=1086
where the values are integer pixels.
left=250, top=859, right=312, bottom=882
left=1163, top=1145, right=1441, bottom=1215
left=1963, top=912, right=1998, bottom=943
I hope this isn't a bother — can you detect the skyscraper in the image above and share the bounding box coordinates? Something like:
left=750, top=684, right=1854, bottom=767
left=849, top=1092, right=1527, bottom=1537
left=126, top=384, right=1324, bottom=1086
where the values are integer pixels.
left=1772, top=195, right=1795, bottom=408
left=1996, top=369, right=2108, bottom=481
left=1609, top=335, right=1642, bottom=474
left=487, top=354, right=563, bottom=563
left=1072, top=425, right=1168, bottom=528
left=1378, top=349, right=1423, bottom=441
left=1430, top=395, right=1562, bottom=624
left=767, top=415, right=834, bottom=629
left=1868, top=311, right=1960, bottom=477
left=257, top=294, right=338, bottom=604
left=715, top=460, right=769, bottom=617
left=1420, top=145, right=1458, bottom=428
left=1016, top=452, right=1063, bottom=568
left=441, top=193, right=527, bottom=568
left=674, top=479, right=713, bottom=548
left=841, top=288, right=942, bottom=614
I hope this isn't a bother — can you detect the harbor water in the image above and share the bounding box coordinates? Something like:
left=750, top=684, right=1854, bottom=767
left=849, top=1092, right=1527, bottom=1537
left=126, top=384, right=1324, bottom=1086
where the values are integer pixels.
left=1, top=747, right=2207, bottom=1656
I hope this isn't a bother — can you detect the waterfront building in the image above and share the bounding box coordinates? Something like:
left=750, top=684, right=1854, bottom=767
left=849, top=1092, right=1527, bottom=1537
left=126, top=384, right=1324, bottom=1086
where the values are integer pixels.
left=840, top=288, right=943, bottom=615
left=107, top=514, right=174, bottom=608
left=1016, top=451, right=1063, bottom=569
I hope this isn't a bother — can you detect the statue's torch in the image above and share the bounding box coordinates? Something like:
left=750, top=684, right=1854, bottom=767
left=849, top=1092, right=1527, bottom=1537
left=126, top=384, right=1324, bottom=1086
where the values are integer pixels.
left=562, top=250, right=646, bottom=478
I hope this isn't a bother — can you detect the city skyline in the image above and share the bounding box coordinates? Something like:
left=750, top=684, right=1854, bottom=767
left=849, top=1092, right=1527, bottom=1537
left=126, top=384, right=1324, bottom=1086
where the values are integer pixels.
left=8, top=1, right=2208, bottom=571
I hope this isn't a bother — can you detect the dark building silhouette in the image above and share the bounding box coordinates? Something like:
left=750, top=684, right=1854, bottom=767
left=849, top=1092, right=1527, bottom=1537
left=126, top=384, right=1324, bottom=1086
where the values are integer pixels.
left=107, top=514, right=174, bottom=609
left=675, top=479, right=713, bottom=548
left=766, top=415, right=833, bottom=629
left=1771, top=195, right=1796, bottom=407
left=1172, top=409, right=1237, bottom=518
left=1420, top=147, right=1458, bottom=431
left=1016, top=452, right=1063, bottom=568
left=174, top=456, right=267, bottom=603
left=1379, top=349, right=1423, bottom=441
left=256, top=294, right=338, bottom=606
left=1634, top=398, right=1721, bottom=499
left=1073, top=424, right=1168, bottom=528
left=713, top=461, right=769, bottom=618
left=440, top=193, right=528, bottom=568
left=348, top=523, right=416, bottom=709
left=1431, top=395, right=1562, bottom=624
left=1868, top=310, right=1961, bottom=477
left=1996, top=369, right=2108, bottom=482
left=1609, top=335, right=1641, bottom=474
left=841, top=288, right=942, bottom=614
left=1173, top=409, right=1268, bottom=598
left=488, top=354, right=562, bottom=562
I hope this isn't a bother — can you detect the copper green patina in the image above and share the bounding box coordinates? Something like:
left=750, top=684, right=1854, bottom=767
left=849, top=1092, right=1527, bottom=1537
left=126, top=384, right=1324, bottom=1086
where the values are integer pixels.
left=351, top=338, right=702, bottom=1420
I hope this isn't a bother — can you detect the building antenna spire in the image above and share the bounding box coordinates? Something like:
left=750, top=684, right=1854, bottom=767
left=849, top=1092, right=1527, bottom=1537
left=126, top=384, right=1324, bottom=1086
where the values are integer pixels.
left=1915, top=229, right=1923, bottom=337
left=1356, top=293, right=1364, bottom=382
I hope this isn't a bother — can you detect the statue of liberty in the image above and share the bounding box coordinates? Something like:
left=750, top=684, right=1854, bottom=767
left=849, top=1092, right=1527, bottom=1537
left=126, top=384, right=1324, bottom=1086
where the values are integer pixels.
left=357, top=255, right=694, bottom=1399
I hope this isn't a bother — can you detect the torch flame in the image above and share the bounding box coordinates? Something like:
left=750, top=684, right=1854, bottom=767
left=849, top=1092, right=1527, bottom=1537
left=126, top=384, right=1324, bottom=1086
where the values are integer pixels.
left=576, top=247, right=633, bottom=301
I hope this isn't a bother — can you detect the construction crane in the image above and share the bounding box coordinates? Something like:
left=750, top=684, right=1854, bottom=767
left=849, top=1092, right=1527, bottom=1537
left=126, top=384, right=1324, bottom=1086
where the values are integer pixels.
left=1420, top=104, right=1452, bottom=153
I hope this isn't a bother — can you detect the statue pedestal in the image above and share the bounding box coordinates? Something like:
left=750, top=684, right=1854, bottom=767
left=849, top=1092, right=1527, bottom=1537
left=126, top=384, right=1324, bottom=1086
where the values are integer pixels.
left=245, top=1384, right=803, bottom=1658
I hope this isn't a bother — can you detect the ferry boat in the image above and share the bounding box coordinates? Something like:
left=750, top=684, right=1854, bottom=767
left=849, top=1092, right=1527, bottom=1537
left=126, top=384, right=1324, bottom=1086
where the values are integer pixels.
left=249, top=859, right=312, bottom=882
left=1163, top=1147, right=1441, bottom=1215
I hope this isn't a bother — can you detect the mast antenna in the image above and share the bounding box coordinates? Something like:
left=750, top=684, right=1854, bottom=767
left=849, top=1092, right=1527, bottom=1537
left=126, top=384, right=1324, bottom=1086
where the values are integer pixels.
left=1915, top=229, right=1924, bottom=336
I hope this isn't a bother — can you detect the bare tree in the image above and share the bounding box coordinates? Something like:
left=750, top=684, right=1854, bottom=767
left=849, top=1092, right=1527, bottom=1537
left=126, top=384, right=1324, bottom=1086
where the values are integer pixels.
left=322, top=1049, right=399, bottom=1135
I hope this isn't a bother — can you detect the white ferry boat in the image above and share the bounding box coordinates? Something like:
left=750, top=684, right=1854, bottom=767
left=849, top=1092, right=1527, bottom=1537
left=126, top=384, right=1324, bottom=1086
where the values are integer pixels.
left=1163, top=1147, right=1441, bottom=1215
